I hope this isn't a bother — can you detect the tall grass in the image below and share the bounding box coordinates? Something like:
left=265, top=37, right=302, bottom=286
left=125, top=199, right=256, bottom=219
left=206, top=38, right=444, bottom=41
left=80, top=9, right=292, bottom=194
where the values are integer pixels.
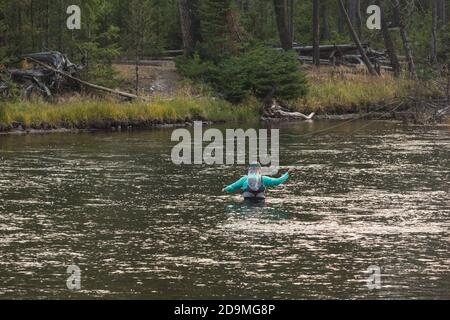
left=0, top=94, right=259, bottom=129
left=294, top=66, right=438, bottom=113
left=1, top=66, right=439, bottom=131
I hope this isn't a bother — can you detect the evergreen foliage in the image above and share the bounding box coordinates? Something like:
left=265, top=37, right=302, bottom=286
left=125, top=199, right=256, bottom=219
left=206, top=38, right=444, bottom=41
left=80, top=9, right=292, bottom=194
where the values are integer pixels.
left=177, top=47, right=308, bottom=104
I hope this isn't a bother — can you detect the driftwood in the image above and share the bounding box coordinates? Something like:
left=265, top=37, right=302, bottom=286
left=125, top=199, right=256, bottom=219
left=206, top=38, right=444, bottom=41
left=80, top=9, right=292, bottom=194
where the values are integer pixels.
left=27, top=57, right=147, bottom=101
left=293, top=42, right=388, bottom=71
left=263, top=100, right=315, bottom=121
left=437, top=106, right=449, bottom=117
left=0, top=51, right=86, bottom=100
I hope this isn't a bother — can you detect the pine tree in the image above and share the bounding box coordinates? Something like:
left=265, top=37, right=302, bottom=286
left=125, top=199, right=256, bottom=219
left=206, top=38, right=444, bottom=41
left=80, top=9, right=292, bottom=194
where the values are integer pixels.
left=198, top=0, right=233, bottom=60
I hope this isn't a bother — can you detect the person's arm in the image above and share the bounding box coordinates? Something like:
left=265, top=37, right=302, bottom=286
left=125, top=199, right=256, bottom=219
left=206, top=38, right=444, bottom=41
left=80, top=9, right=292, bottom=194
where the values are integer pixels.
left=262, top=172, right=289, bottom=187
left=223, top=176, right=246, bottom=193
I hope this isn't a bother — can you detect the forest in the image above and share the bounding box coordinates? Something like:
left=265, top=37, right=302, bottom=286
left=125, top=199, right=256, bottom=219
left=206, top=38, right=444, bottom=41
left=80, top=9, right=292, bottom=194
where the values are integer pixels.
left=0, top=0, right=449, bottom=131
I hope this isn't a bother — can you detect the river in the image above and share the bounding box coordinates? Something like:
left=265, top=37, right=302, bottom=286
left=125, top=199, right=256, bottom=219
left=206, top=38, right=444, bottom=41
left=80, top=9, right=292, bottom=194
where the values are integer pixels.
left=0, top=120, right=449, bottom=299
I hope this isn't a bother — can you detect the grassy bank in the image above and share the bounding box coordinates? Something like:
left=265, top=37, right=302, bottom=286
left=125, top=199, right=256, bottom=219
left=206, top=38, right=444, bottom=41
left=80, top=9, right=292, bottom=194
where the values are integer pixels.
left=0, top=94, right=259, bottom=131
left=296, top=67, right=440, bottom=113
left=0, top=66, right=443, bottom=132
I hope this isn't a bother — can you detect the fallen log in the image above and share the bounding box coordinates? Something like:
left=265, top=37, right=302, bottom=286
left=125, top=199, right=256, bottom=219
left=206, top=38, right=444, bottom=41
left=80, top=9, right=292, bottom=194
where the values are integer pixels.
left=299, top=56, right=333, bottom=65
left=26, top=57, right=148, bottom=101
left=113, top=59, right=174, bottom=66
left=271, top=108, right=316, bottom=120
left=437, top=106, right=449, bottom=117
left=263, top=101, right=315, bottom=120
left=292, top=43, right=368, bottom=53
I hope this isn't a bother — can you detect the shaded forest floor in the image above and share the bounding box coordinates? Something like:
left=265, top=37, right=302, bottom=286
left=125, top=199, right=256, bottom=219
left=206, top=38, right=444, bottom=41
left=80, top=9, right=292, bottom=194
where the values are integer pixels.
left=112, top=61, right=182, bottom=97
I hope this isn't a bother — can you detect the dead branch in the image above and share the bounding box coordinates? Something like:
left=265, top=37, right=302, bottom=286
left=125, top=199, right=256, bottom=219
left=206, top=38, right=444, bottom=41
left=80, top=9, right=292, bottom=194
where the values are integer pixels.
left=26, top=57, right=148, bottom=101
left=263, top=100, right=315, bottom=120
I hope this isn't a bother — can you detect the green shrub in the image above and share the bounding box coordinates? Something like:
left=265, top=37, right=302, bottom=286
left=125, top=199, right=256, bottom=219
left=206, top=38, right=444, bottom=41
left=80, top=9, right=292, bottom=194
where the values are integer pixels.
left=242, top=47, right=309, bottom=101
left=175, top=53, right=214, bottom=81
left=210, top=56, right=250, bottom=103
left=176, top=46, right=309, bottom=104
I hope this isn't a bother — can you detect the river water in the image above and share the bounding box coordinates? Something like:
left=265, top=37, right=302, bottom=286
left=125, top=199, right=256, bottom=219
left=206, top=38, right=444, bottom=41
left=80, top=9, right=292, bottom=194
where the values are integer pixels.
left=0, top=120, right=449, bottom=299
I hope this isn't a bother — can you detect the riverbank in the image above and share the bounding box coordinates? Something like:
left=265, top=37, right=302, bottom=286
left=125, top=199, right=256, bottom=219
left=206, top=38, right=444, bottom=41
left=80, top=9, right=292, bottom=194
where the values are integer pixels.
left=294, top=66, right=441, bottom=114
left=0, top=94, right=259, bottom=133
left=0, top=66, right=446, bottom=133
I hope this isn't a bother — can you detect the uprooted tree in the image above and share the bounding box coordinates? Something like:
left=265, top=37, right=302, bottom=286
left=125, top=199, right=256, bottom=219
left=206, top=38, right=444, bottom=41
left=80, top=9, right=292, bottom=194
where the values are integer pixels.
left=0, top=52, right=85, bottom=100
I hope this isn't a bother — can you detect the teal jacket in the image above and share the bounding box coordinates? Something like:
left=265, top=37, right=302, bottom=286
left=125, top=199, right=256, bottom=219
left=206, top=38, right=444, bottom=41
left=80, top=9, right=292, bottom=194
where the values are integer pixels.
left=224, top=172, right=289, bottom=193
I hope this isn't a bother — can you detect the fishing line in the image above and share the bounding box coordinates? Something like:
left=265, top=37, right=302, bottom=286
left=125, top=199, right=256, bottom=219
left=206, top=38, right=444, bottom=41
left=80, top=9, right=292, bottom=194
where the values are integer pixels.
left=342, top=103, right=404, bottom=138
left=282, top=98, right=403, bottom=139
left=263, top=104, right=404, bottom=174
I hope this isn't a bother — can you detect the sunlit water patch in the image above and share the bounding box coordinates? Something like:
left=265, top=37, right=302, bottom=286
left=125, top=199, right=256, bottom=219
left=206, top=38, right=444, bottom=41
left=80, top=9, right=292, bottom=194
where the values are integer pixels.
left=0, top=121, right=449, bottom=299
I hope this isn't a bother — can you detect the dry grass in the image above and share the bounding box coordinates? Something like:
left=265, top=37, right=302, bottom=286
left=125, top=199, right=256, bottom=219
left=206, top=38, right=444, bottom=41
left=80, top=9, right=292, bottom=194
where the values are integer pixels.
left=1, top=64, right=441, bottom=131
left=0, top=93, right=259, bottom=130
left=294, top=66, right=437, bottom=113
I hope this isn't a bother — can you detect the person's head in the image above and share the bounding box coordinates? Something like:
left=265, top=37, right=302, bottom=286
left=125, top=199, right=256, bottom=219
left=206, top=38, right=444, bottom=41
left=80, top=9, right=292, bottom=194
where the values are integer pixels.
left=248, top=161, right=262, bottom=175
left=247, top=162, right=262, bottom=191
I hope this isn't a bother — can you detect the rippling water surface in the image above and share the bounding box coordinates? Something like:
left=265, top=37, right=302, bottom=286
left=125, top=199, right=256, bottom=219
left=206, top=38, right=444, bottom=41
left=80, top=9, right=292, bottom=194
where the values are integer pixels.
left=0, top=120, right=449, bottom=299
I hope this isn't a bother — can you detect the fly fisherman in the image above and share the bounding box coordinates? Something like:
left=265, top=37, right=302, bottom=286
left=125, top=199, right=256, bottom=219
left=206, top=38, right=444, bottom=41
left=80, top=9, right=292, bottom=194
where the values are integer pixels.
left=222, top=162, right=291, bottom=200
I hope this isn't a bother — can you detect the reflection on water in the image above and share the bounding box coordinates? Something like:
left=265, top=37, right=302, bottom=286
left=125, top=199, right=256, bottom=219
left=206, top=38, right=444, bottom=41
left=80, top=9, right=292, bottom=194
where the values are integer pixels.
left=0, top=121, right=449, bottom=299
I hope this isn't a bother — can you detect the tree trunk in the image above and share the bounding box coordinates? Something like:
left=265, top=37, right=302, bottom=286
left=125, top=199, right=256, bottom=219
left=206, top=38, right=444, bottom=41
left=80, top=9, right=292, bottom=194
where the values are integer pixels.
left=289, top=0, right=294, bottom=43
left=321, top=1, right=331, bottom=40
left=313, top=0, right=320, bottom=67
left=179, top=0, right=195, bottom=56
left=30, top=0, right=35, bottom=51
left=438, top=0, right=446, bottom=25
left=337, top=0, right=379, bottom=76
left=392, top=1, right=400, bottom=27
left=226, top=7, right=247, bottom=44
left=135, top=52, right=139, bottom=95
left=391, top=0, right=418, bottom=79
left=348, top=0, right=358, bottom=34
left=431, top=0, right=438, bottom=64
left=377, top=0, right=401, bottom=77
left=46, top=0, right=49, bottom=49
left=18, top=4, right=23, bottom=54
left=356, top=0, right=362, bottom=37
left=273, top=0, right=292, bottom=50
left=58, top=0, right=64, bottom=51
left=338, top=2, right=345, bottom=34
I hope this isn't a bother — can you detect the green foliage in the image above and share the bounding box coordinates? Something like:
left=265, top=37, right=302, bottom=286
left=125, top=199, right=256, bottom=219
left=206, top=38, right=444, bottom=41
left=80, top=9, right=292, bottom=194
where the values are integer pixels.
left=210, top=56, right=250, bottom=103
left=77, top=27, right=122, bottom=87
left=0, top=0, right=448, bottom=99
left=198, top=0, right=233, bottom=60
left=0, top=75, right=20, bottom=101
left=175, top=53, right=214, bottom=81
left=239, top=0, right=277, bottom=42
left=241, top=47, right=309, bottom=101
left=177, top=46, right=308, bottom=103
